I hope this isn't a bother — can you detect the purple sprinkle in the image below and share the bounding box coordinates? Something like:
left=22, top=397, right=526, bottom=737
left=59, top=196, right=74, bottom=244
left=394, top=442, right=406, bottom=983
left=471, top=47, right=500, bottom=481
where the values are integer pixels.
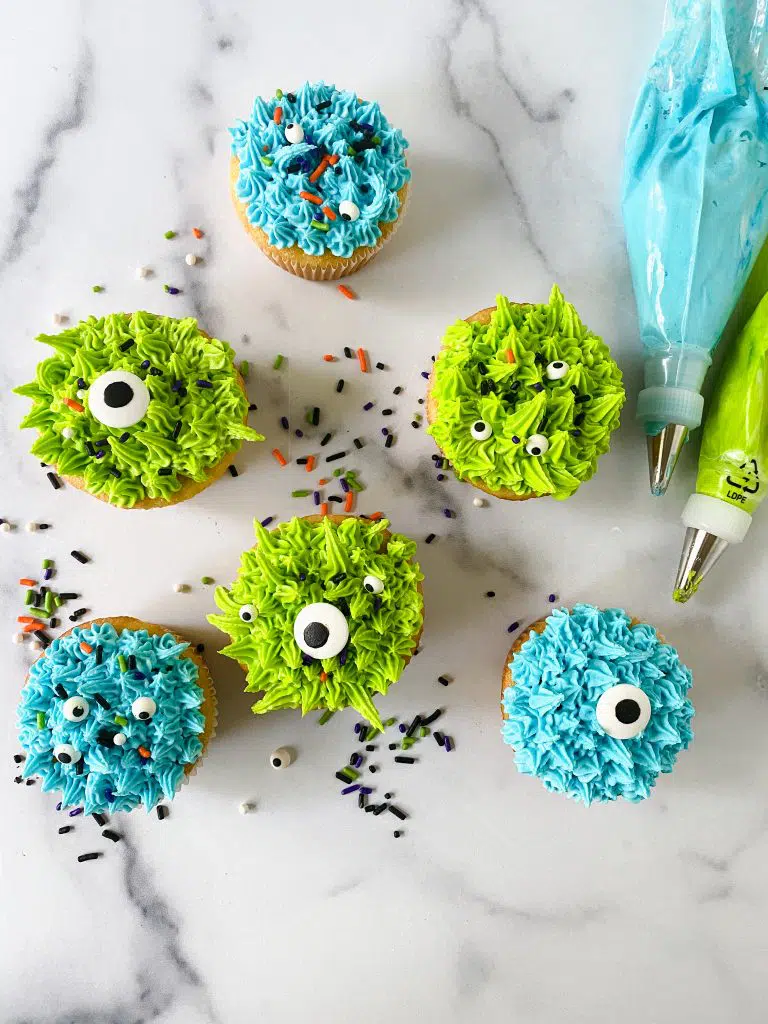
left=341, top=784, right=360, bottom=795
left=351, top=753, right=363, bottom=768
left=421, top=371, right=430, bottom=379
left=398, top=724, right=406, bottom=733
left=354, top=723, right=361, bottom=734
left=511, top=435, right=520, bottom=444
left=280, top=416, right=289, bottom=430
left=359, top=787, right=373, bottom=795
left=363, top=402, right=374, bottom=411
left=339, top=478, right=350, bottom=493
left=436, top=474, right=445, bottom=481
left=104, top=787, right=114, bottom=802
left=167, top=286, right=180, bottom=295
left=533, top=383, right=544, bottom=393
left=572, top=429, right=582, bottom=437
left=171, top=380, right=183, bottom=392
left=302, top=653, right=313, bottom=666
left=548, top=593, right=557, bottom=603
left=260, top=516, right=275, bottom=527
left=95, top=450, right=105, bottom=459
left=69, top=807, right=84, bottom=817
left=118, top=432, right=130, bottom=443
left=313, top=491, right=320, bottom=506
left=55, top=801, right=62, bottom=811
left=381, top=428, right=389, bottom=436
left=140, top=360, right=151, bottom=370
left=196, top=379, right=213, bottom=388
left=373, top=597, right=382, bottom=612
left=507, top=621, right=520, bottom=633
left=295, top=429, right=304, bottom=438
left=43, top=568, right=53, bottom=581
left=339, top=648, right=348, bottom=666
left=443, top=508, right=454, bottom=519
left=444, top=736, right=454, bottom=752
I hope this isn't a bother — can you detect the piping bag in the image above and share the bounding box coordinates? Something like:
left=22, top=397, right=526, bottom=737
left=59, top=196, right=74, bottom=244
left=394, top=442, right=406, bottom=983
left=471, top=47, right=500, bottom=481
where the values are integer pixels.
left=622, top=0, right=768, bottom=496
left=674, top=255, right=768, bottom=602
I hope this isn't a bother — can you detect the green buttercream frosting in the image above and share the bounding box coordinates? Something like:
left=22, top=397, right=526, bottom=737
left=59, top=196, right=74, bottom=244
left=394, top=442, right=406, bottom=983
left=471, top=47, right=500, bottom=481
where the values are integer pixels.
left=208, top=516, right=424, bottom=729
left=427, top=286, right=625, bottom=499
left=14, top=311, right=263, bottom=507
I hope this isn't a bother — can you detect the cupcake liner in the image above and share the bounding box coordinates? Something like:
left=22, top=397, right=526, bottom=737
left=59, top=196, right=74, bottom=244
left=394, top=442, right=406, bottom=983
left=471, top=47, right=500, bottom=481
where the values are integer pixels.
left=230, top=155, right=409, bottom=281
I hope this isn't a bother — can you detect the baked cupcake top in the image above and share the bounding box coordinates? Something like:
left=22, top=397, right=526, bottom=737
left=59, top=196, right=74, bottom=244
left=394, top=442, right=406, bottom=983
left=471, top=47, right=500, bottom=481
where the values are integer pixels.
left=209, top=516, right=423, bottom=729
left=427, top=287, right=625, bottom=499
left=502, top=605, right=694, bottom=804
left=17, top=621, right=207, bottom=814
left=230, top=81, right=410, bottom=258
left=14, top=311, right=263, bottom=508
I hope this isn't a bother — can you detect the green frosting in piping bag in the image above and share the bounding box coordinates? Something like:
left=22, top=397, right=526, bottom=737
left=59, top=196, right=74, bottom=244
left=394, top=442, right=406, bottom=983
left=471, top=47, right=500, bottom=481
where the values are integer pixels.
left=14, top=312, right=263, bottom=507
left=427, top=286, right=625, bottom=499
left=208, top=516, right=424, bottom=729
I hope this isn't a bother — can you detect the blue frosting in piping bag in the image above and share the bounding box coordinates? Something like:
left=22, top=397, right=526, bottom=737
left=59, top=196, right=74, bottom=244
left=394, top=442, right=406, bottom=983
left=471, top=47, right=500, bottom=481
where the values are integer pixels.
left=623, top=0, right=768, bottom=443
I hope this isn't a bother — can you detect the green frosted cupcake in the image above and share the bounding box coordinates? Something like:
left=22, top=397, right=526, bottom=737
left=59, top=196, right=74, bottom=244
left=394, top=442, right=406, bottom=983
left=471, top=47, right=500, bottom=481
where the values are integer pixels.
left=426, top=286, right=625, bottom=501
left=208, top=514, right=424, bottom=729
left=14, top=311, right=263, bottom=509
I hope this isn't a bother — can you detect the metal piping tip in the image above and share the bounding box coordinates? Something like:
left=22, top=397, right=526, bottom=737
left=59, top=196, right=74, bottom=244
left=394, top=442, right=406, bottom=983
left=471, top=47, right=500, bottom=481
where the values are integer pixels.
left=647, top=424, right=689, bottom=496
left=673, top=527, right=729, bottom=604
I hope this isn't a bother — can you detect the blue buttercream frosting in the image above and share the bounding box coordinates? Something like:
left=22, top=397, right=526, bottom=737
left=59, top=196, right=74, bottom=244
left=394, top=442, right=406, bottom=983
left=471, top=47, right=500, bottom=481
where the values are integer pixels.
left=17, top=622, right=206, bottom=814
left=230, top=81, right=410, bottom=257
left=501, top=605, right=694, bottom=804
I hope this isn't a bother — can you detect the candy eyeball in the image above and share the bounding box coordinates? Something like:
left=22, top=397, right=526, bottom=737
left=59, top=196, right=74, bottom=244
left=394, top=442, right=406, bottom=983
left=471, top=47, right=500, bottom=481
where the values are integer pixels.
left=239, top=604, right=258, bottom=623
left=284, top=122, right=304, bottom=144
left=545, top=360, right=569, bottom=380
left=470, top=419, right=492, bottom=441
left=87, top=370, right=150, bottom=429
left=595, top=684, right=651, bottom=740
left=525, top=434, right=550, bottom=457
left=113, top=733, right=127, bottom=746
left=363, top=575, right=384, bottom=594
left=131, top=696, right=157, bottom=721
left=338, top=200, right=360, bottom=222
left=62, top=696, right=90, bottom=722
left=53, top=743, right=82, bottom=765
left=270, top=746, right=293, bottom=769
left=293, top=602, right=349, bottom=659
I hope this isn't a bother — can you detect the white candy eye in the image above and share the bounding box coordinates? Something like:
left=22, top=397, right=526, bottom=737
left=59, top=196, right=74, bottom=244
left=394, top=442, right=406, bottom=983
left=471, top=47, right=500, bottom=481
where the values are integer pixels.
left=338, top=200, right=360, bottom=222
left=294, top=602, right=349, bottom=659
left=131, top=696, right=157, bottom=721
left=53, top=743, right=82, bottom=765
left=470, top=419, right=492, bottom=441
left=87, top=370, right=150, bottom=429
left=62, top=696, right=90, bottom=722
left=270, top=746, right=293, bottom=769
left=284, top=122, right=304, bottom=144
left=545, top=360, right=569, bottom=380
left=363, top=575, right=384, bottom=594
left=595, top=684, right=651, bottom=740
left=525, top=434, right=550, bottom=457
left=239, top=604, right=258, bottom=623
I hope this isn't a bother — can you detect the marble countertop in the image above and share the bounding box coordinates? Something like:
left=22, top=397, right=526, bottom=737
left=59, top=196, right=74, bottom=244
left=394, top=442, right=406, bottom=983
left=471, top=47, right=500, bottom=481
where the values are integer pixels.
left=3, top=2, right=768, bottom=1022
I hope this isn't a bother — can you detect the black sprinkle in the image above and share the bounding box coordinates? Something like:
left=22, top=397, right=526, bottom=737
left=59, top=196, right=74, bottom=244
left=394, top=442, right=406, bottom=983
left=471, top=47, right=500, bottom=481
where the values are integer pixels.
left=37, top=523, right=51, bottom=530
left=365, top=804, right=376, bottom=813
left=14, top=776, right=22, bottom=784
left=310, top=406, right=320, bottom=426
left=58, top=593, right=79, bottom=601
left=280, top=416, right=289, bottom=430
left=434, top=731, right=445, bottom=745
left=393, top=830, right=403, bottom=838
left=54, top=684, right=68, bottom=700
left=358, top=793, right=366, bottom=809
left=296, top=457, right=309, bottom=465
left=385, top=434, right=394, bottom=448
left=574, top=394, right=591, bottom=404
left=248, top=403, right=257, bottom=412
left=128, top=655, right=137, bottom=671
left=376, top=362, right=386, bottom=370
left=393, top=386, right=403, bottom=396
left=328, top=495, right=343, bottom=503
left=156, top=805, right=168, bottom=821
left=46, top=472, right=61, bottom=490
left=13, top=754, right=25, bottom=764
left=228, top=465, right=239, bottom=478
left=70, top=550, right=89, bottom=564
left=33, top=630, right=51, bottom=646
left=353, top=438, right=363, bottom=450
left=50, top=619, right=59, bottom=629
left=365, top=745, right=376, bottom=752
left=58, top=825, right=73, bottom=834
left=171, top=421, right=182, bottom=441
left=77, top=852, right=101, bottom=862
left=336, top=379, right=345, bottom=393
left=394, top=756, right=416, bottom=764
left=344, top=347, right=354, bottom=358
left=326, top=450, right=346, bottom=463
left=320, top=433, right=332, bottom=447
left=405, top=716, right=422, bottom=738
left=119, top=340, right=134, bottom=352
left=102, top=829, right=121, bottom=843
left=92, top=812, right=107, bottom=827
left=68, top=609, right=88, bottom=622
left=389, top=805, right=408, bottom=821
left=369, top=765, right=377, bottom=774
left=372, top=803, right=389, bottom=816
left=486, top=591, right=496, bottom=598
left=421, top=709, right=443, bottom=727
left=425, top=534, right=436, bottom=544
left=158, top=466, right=173, bottom=476
left=381, top=408, right=393, bottom=416
left=286, top=92, right=296, bottom=102
left=411, top=421, right=420, bottom=428
left=109, top=468, right=121, bottom=478
left=388, top=743, right=397, bottom=750
left=26, top=777, right=36, bottom=784
left=384, top=792, right=393, bottom=799
left=118, top=432, right=130, bottom=443
left=438, top=675, right=451, bottom=686
left=95, top=646, right=103, bottom=665
left=149, top=367, right=162, bottom=377
left=85, top=442, right=96, bottom=457
left=335, top=771, right=352, bottom=784
left=315, top=100, right=332, bottom=110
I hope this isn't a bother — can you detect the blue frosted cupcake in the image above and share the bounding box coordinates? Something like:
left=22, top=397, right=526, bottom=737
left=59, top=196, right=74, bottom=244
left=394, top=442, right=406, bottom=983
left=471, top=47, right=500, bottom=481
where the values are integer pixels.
left=229, top=81, right=410, bottom=280
left=17, top=617, right=216, bottom=814
left=501, top=605, right=694, bottom=804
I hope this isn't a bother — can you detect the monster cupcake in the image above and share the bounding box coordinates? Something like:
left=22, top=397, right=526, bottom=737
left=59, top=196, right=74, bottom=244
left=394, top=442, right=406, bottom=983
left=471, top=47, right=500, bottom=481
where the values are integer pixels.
left=230, top=81, right=410, bottom=280
left=15, top=311, right=263, bottom=509
left=209, top=515, right=424, bottom=729
left=426, top=287, right=625, bottom=501
left=501, top=605, right=694, bottom=804
left=17, top=618, right=216, bottom=814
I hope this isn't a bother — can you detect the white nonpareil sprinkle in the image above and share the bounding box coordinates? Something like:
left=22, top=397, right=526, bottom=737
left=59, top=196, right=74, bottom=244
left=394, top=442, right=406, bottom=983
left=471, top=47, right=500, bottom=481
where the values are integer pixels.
left=185, top=253, right=200, bottom=266
left=25, top=522, right=39, bottom=533
left=239, top=801, right=255, bottom=815
left=61, top=427, right=74, bottom=440
left=173, top=583, right=190, bottom=594
left=30, top=641, right=43, bottom=652
left=0, top=522, right=12, bottom=533
left=52, top=313, right=68, bottom=326
left=473, top=497, right=486, bottom=508
left=12, top=633, right=24, bottom=645
left=135, top=265, right=151, bottom=279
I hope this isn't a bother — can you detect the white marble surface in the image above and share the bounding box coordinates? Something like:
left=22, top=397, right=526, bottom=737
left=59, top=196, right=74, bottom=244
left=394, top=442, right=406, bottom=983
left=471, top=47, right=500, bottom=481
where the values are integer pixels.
left=3, top=2, right=768, bottom=1022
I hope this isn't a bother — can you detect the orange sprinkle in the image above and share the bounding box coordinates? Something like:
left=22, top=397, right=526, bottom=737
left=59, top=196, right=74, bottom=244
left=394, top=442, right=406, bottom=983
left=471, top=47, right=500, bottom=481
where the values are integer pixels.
left=23, top=622, right=44, bottom=633
left=262, top=144, right=269, bottom=152
left=192, top=227, right=204, bottom=239
left=17, top=616, right=37, bottom=624
left=306, top=455, right=316, bottom=473
left=272, top=448, right=287, bottom=467
left=274, top=105, right=283, bottom=125
left=319, top=671, right=328, bottom=682
left=505, top=349, right=515, bottom=363
left=338, top=285, right=357, bottom=301
left=18, top=578, right=37, bottom=587
left=327, top=154, right=340, bottom=165
left=322, top=354, right=336, bottom=362
left=317, top=478, right=329, bottom=486
left=80, top=642, right=93, bottom=655
left=64, top=398, right=84, bottom=413
left=299, top=190, right=322, bottom=205
left=309, top=157, right=330, bottom=183
left=356, top=347, right=369, bottom=373
left=322, top=206, right=336, bottom=221
left=137, top=746, right=151, bottom=760
left=369, top=511, right=384, bottom=521
left=344, top=490, right=355, bottom=513
left=320, top=502, right=329, bottom=516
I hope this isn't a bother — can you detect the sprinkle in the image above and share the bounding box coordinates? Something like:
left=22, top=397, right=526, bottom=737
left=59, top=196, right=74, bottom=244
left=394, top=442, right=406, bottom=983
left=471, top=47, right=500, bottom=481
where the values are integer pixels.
left=71, top=550, right=89, bottom=564
left=80, top=642, right=93, bottom=654
left=138, top=746, right=151, bottom=759
left=309, top=406, right=320, bottom=426
left=64, top=398, right=84, bottom=413
left=411, top=421, right=420, bottom=429
left=406, top=716, right=422, bottom=738
left=363, top=402, right=374, bottom=411
left=119, top=339, right=134, bottom=352
left=196, top=379, right=212, bottom=388
left=58, top=592, right=79, bottom=602
left=335, top=769, right=357, bottom=784
left=93, top=693, right=110, bottom=710
left=201, top=576, right=214, bottom=585
left=393, top=830, right=403, bottom=838
left=443, top=509, right=455, bottom=519
left=228, top=465, right=239, bottom=478
left=292, top=489, right=311, bottom=498
left=102, top=829, right=121, bottom=842
left=274, top=105, right=283, bottom=124
left=425, top=534, right=436, bottom=544
left=473, top=497, right=486, bottom=508
left=92, top=285, right=104, bottom=293
left=372, top=802, right=388, bottom=815
left=323, top=354, right=336, bottom=363
left=336, top=379, right=345, bottom=393
left=58, top=825, right=72, bottom=834
left=118, top=432, right=130, bottom=443
left=260, top=516, right=275, bottom=527
left=19, top=577, right=36, bottom=587
left=238, top=802, right=254, bottom=815
left=273, top=354, right=284, bottom=370
left=315, top=99, right=332, bottom=110
left=318, top=710, right=335, bottom=725
left=438, top=674, right=452, bottom=686
left=156, top=804, right=168, bottom=820
left=548, top=593, right=557, bottom=603
left=394, top=756, right=416, bottom=764
left=164, top=230, right=177, bottom=239
left=381, top=408, right=393, bottom=416
left=322, top=206, right=336, bottom=221
left=326, top=450, right=346, bottom=463
left=92, top=812, right=107, bottom=827
left=295, top=429, right=304, bottom=438
left=272, top=448, right=287, bottom=467
left=192, top=227, right=204, bottom=238
left=0, top=520, right=12, bottom=532
left=506, top=349, right=516, bottom=363
left=313, top=490, right=321, bottom=506
left=46, top=472, right=62, bottom=490
left=421, top=371, right=430, bottom=380
left=443, top=736, right=454, bottom=752
left=52, top=312, right=68, bottom=325
left=421, top=709, right=443, bottom=727
left=369, top=511, right=383, bottom=521
left=353, top=438, right=364, bottom=450
left=338, top=285, right=357, bottom=301
left=434, top=731, right=445, bottom=746
left=486, top=590, right=496, bottom=598
left=312, top=220, right=330, bottom=232
left=344, top=491, right=355, bottom=513
left=136, top=265, right=151, bottom=278
left=341, top=783, right=360, bottom=795
left=69, top=807, right=84, bottom=817
left=299, top=190, right=322, bottom=205
left=36, top=711, right=46, bottom=729
left=389, top=805, right=408, bottom=821
left=320, top=502, right=329, bottom=516
left=344, top=347, right=354, bottom=359
left=533, top=383, right=544, bottom=393
left=357, top=348, right=369, bottom=373
left=78, top=852, right=101, bottom=863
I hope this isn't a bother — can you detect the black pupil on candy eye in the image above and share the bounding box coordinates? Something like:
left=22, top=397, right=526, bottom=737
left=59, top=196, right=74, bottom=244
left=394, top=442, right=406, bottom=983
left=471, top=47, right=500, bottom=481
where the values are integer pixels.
left=138, top=711, right=150, bottom=720
left=474, top=421, right=484, bottom=431
left=341, top=213, right=351, bottom=221
left=304, top=622, right=330, bottom=649
left=242, top=612, right=252, bottom=621
left=553, top=362, right=563, bottom=368
left=365, top=583, right=374, bottom=593
left=103, top=381, right=134, bottom=408
left=530, top=447, right=541, bottom=456
left=272, top=756, right=282, bottom=767
left=615, top=699, right=641, bottom=724
left=72, top=706, right=84, bottom=718
left=58, top=753, right=71, bottom=763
